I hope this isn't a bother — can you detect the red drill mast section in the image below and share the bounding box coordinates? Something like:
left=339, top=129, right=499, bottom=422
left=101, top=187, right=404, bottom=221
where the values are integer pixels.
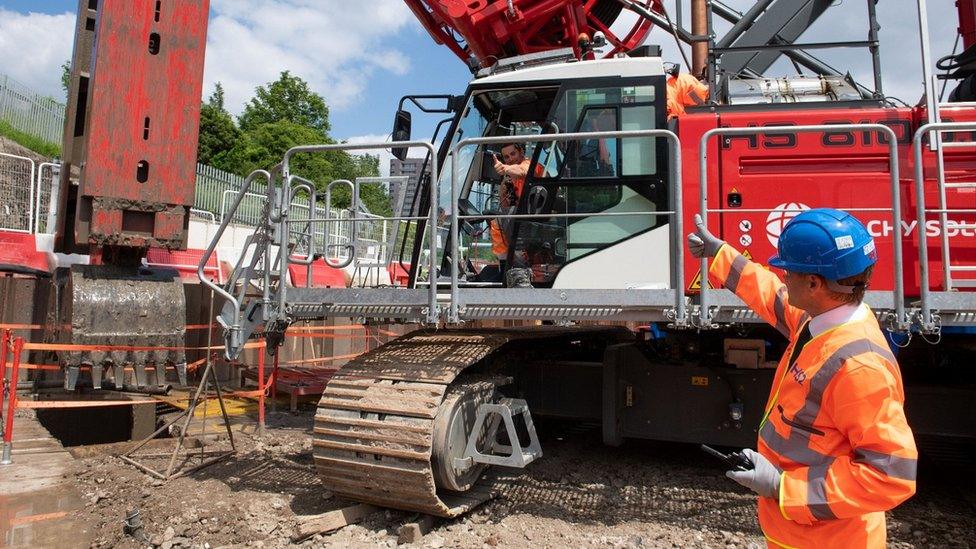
left=959, top=0, right=976, bottom=50
left=405, top=0, right=660, bottom=65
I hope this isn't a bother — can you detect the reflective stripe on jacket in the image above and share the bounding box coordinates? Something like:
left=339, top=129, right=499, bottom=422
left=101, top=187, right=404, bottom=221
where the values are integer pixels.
left=709, top=244, right=917, bottom=549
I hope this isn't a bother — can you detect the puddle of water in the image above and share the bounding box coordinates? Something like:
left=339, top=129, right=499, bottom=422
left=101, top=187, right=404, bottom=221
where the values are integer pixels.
left=0, top=487, right=91, bottom=549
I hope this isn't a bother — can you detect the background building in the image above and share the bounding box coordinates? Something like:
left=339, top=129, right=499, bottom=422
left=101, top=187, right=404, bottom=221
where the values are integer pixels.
left=390, top=157, right=429, bottom=216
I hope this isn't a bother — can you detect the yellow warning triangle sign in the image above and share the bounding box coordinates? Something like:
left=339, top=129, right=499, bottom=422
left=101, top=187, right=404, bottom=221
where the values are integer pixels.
left=687, top=270, right=711, bottom=290
left=688, top=249, right=752, bottom=290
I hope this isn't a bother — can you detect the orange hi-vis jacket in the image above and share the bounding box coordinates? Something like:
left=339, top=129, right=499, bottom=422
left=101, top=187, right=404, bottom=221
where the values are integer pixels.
left=490, top=159, right=533, bottom=258
left=709, top=244, right=917, bottom=549
left=666, top=73, right=708, bottom=118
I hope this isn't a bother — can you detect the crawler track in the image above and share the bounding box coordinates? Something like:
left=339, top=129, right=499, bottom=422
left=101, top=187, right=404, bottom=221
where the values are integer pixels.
left=312, top=327, right=628, bottom=517
left=312, top=331, right=508, bottom=516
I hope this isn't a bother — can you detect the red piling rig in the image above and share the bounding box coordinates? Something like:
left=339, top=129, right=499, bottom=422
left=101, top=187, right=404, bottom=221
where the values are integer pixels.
left=405, top=0, right=660, bottom=66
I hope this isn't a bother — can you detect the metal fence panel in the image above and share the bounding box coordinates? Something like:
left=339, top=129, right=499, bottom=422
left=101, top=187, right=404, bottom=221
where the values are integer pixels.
left=34, top=162, right=59, bottom=233
left=0, top=153, right=35, bottom=233
left=0, top=74, right=65, bottom=145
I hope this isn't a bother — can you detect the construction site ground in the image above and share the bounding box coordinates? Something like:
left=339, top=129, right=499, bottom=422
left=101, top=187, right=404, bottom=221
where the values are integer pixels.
left=3, top=402, right=967, bottom=549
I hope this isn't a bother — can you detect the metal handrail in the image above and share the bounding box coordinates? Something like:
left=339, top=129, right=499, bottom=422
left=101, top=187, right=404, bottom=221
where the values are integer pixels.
left=322, top=179, right=357, bottom=268
left=912, top=121, right=976, bottom=331
left=220, top=189, right=265, bottom=225
left=699, top=124, right=906, bottom=331
left=448, top=129, right=684, bottom=325
left=190, top=208, right=216, bottom=223
left=280, top=140, right=441, bottom=324
left=288, top=175, right=318, bottom=267
left=197, top=169, right=272, bottom=357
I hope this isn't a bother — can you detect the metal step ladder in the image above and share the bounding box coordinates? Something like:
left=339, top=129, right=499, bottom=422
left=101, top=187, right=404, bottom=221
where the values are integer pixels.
left=918, top=0, right=976, bottom=292
left=455, top=398, right=543, bottom=470
left=924, top=101, right=976, bottom=290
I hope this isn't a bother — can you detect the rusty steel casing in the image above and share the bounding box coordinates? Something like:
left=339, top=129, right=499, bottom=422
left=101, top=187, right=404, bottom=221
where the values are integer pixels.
left=54, top=265, right=186, bottom=385
left=58, top=0, right=210, bottom=254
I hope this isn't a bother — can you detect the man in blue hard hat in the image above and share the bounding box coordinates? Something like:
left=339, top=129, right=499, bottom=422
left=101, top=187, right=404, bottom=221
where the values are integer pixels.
left=688, top=208, right=917, bottom=548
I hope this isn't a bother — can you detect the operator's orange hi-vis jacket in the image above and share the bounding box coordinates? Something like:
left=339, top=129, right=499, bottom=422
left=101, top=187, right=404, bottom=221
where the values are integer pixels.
left=490, top=159, right=532, bottom=258
left=708, top=244, right=917, bottom=549
left=666, top=73, right=708, bottom=118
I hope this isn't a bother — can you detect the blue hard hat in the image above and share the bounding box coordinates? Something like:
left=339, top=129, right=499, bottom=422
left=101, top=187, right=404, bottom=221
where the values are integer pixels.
left=768, top=208, right=877, bottom=280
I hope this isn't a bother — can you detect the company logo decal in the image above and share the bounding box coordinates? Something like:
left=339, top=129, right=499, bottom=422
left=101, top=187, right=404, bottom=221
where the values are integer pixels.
left=765, top=203, right=810, bottom=247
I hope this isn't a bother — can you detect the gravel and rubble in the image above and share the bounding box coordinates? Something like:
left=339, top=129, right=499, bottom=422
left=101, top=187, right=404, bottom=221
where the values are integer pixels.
left=66, top=409, right=976, bottom=548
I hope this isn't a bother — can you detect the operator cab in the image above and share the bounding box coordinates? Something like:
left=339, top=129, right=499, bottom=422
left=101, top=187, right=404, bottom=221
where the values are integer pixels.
left=423, top=57, right=671, bottom=289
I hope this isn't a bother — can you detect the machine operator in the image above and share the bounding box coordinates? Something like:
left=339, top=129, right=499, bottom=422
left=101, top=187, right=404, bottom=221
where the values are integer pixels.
left=665, top=63, right=708, bottom=118
left=688, top=208, right=917, bottom=548
left=490, top=143, right=533, bottom=287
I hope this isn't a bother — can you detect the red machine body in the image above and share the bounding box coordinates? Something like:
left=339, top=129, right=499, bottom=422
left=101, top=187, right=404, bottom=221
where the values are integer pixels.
left=406, top=0, right=658, bottom=65
left=959, top=0, right=976, bottom=50
left=677, top=107, right=976, bottom=296
left=59, top=0, right=210, bottom=255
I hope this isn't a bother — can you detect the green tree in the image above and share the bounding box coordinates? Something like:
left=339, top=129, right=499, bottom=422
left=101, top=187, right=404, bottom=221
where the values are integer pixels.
left=61, top=60, right=71, bottom=96
left=215, top=121, right=387, bottom=214
left=197, top=83, right=241, bottom=165
left=238, top=71, right=330, bottom=134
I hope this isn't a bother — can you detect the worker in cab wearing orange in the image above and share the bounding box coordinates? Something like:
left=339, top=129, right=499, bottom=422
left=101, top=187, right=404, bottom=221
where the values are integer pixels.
left=688, top=208, right=917, bottom=548
left=665, top=63, right=708, bottom=118
left=490, top=143, right=532, bottom=286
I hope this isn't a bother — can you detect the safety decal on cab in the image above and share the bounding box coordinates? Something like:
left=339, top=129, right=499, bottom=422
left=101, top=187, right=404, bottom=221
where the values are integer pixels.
left=687, top=270, right=711, bottom=291
left=688, top=249, right=755, bottom=290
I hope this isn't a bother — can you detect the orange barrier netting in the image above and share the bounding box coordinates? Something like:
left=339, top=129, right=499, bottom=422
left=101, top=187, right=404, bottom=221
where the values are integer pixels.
left=20, top=340, right=268, bottom=352
left=0, top=323, right=44, bottom=330
left=17, top=399, right=155, bottom=409
left=0, top=323, right=218, bottom=332
left=3, top=323, right=400, bottom=429
left=8, top=511, right=69, bottom=526
left=17, top=357, right=210, bottom=373
left=278, top=352, right=361, bottom=366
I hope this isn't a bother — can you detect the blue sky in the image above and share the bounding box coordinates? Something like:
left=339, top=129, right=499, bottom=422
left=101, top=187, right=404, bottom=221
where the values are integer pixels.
left=0, top=0, right=472, bottom=146
left=0, top=0, right=957, bottom=153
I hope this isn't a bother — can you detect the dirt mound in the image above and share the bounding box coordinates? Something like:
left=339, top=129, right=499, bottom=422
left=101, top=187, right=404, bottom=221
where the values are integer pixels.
left=0, top=135, right=52, bottom=164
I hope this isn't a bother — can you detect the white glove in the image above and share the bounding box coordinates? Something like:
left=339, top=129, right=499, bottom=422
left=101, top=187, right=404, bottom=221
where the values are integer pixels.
left=726, top=448, right=782, bottom=499
left=687, top=214, right=725, bottom=258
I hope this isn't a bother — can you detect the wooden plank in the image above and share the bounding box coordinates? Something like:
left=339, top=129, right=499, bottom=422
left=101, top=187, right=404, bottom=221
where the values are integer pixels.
left=290, top=504, right=381, bottom=542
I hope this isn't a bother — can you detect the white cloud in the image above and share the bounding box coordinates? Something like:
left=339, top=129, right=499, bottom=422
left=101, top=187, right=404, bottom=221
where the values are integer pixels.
left=203, top=0, right=414, bottom=114
left=0, top=1, right=962, bottom=120
left=0, top=2, right=413, bottom=116
left=0, top=9, right=75, bottom=99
